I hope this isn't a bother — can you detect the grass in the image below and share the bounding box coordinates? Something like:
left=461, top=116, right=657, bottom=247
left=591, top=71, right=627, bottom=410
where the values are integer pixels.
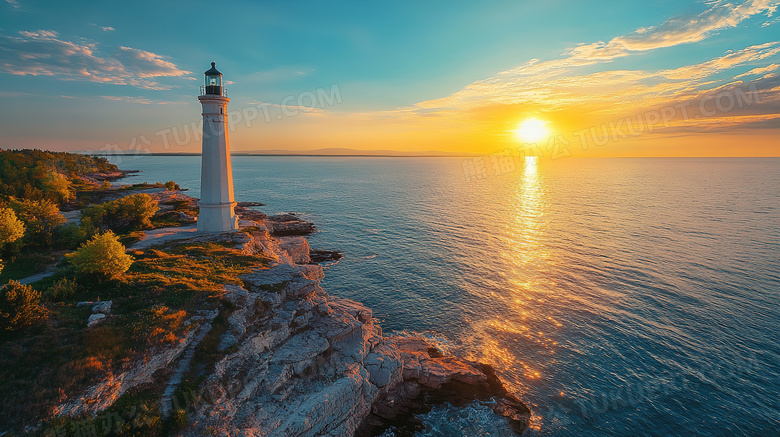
left=0, top=234, right=273, bottom=434
left=149, top=198, right=199, bottom=229
left=41, top=378, right=171, bottom=436
left=117, top=231, right=146, bottom=247
left=0, top=250, right=63, bottom=282
left=67, top=182, right=169, bottom=211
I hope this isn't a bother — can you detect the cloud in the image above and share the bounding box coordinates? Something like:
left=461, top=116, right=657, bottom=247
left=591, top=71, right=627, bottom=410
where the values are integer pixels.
left=5, top=0, right=21, bottom=10
left=0, top=29, right=191, bottom=89
left=567, top=0, right=778, bottom=61
left=100, top=26, right=115, bottom=32
left=406, top=42, right=779, bottom=115
left=397, top=1, right=780, bottom=126
left=99, top=95, right=183, bottom=104
left=734, top=62, right=779, bottom=77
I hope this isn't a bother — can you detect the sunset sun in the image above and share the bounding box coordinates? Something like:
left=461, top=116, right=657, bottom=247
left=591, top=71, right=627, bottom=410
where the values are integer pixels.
left=515, top=118, right=550, bottom=143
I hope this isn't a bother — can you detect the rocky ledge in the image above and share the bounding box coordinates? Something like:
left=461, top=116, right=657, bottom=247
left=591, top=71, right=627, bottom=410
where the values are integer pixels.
left=182, top=221, right=529, bottom=436
left=55, top=218, right=529, bottom=436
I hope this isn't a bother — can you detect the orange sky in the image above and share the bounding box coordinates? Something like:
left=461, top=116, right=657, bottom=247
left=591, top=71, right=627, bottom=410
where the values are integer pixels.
left=1, top=0, right=778, bottom=157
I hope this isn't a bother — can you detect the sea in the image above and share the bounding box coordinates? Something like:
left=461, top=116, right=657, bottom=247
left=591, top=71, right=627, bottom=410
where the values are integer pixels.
left=108, top=155, right=780, bottom=437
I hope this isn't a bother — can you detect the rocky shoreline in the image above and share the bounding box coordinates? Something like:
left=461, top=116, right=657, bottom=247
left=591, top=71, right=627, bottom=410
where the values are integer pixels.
left=52, top=195, right=530, bottom=436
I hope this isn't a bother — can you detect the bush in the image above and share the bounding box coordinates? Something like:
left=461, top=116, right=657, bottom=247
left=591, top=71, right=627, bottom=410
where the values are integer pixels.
left=0, top=207, right=25, bottom=246
left=9, top=198, right=65, bottom=247
left=41, top=170, right=73, bottom=203
left=47, top=277, right=79, bottom=302
left=56, top=222, right=92, bottom=248
left=0, top=280, right=46, bottom=331
left=164, top=181, right=179, bottom=191
left=80, top=193, right=159, bottom=232
left=65, top=231, right=133, bottom=280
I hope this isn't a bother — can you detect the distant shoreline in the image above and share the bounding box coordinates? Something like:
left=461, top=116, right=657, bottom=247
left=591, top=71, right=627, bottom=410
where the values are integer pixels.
left=89, top=153, right=780, bottom=158
left=93, top=152, right=478, bottom=158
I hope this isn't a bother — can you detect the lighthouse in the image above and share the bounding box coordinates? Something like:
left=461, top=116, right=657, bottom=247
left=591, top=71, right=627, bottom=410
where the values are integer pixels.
left=197, top=62, right=239, bottom=232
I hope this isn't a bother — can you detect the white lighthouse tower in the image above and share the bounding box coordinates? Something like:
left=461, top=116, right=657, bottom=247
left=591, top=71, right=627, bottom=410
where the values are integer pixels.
left=197, top=62, right=239, bottom=232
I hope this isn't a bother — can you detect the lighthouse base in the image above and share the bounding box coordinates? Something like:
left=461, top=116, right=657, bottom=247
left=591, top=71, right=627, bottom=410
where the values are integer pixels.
left=197, top=201, right=239, bottom=233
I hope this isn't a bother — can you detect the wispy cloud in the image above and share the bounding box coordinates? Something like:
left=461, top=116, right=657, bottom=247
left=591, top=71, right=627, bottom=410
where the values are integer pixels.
left=566, top=0, right=778, bottom=61
left=0, top=30, right=192, bottom=89
left=734, top=62, right=779, bottom=77
left=100, top=26, right=115, bottom=32
left=5, top=0, right=21, bottom=10
left=99, top=95, right=183, bottom=104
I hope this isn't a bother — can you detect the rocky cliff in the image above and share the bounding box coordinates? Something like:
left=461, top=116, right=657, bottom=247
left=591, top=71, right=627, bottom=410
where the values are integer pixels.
left=54, top=216, right=530, bottom=436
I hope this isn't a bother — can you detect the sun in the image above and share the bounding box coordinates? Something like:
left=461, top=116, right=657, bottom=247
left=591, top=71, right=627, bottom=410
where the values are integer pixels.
left=515, top=118, right=550, bottom=143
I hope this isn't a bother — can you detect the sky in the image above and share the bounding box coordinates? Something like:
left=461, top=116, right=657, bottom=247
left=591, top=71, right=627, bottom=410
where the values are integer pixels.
left=0, top=0, right=778, bottom=157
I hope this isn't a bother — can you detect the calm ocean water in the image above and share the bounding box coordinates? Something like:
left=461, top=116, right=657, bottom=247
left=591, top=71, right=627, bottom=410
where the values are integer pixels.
left=109, top=155, right=780, bottom=436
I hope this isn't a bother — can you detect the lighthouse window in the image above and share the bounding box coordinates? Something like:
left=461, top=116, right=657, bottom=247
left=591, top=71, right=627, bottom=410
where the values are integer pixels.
left=220, top=108, right=223, bottom=114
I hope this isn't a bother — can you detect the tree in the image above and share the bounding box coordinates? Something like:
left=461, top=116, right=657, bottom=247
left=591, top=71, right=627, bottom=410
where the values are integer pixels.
left=0, top=207, right=25, bottom=274
left=0, top=280, right=46, bottom=332
left=41, top=169, right=73, bottom=203
left=0, top=207, right=25, bottom=246
left=119, top=193, right=158, bottom=229
left=80, top=193, right=159, bottom=232
left=0, top=149, right=119, bottom=204
left=9, top=198, right=65, bottom=246
left=65, top=231, right=133, bottom=279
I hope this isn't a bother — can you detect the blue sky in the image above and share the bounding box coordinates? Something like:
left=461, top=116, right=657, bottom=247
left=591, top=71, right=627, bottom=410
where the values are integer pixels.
left=1, top=0, right=778, bottom=155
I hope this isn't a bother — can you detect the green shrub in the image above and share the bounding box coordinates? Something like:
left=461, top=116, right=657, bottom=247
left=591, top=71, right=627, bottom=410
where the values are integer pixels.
left=164, top=180, right=179, bottom=191
left=0, top=280, right=46, bottom=331
left=9, top=198, right=65, bottom=247
left=80, top=193, right=159, bottom=232
left=65, top=231, right=133, bottom=280
left=47, top=278, right=79, bottom=302
left=41, top=170, right=73, bottom=203
left=56, top=222, right=92, bottom=248
left=0, top=207, right=25, bottom=246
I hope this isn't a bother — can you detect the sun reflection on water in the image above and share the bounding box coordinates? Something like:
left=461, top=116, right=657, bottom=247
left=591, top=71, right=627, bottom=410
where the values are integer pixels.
left=469, top=156, right=561, bottom=431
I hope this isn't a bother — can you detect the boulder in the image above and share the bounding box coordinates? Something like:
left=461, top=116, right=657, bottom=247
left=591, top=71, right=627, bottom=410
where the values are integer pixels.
left=265, top=214, right=316, bottom=236
left=91, top=301, right=112, bottom=314
left=87, top=313, right=106, bottom=327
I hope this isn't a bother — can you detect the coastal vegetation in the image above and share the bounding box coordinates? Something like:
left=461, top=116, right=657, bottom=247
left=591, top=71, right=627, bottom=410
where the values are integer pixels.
left=65, top=231, right=134, bottom=280
left=0, top=149, right=116, bottom=204
left=0, top=150, right=266, bottom=434
left=0, top=233, right=272, bottom=435
left=0, top=280, right=46, bottom=332
left=0, top=150, right=190, bottom=283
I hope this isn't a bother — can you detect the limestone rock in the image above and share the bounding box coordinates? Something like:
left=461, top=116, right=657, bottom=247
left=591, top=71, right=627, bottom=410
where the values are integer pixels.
left=278, top=236, right=311, bottom=264
left=265, top=214, right=316, bottom=236
left=309, top=249, right=343, bottom=263
left=86, top=313, right=106, bottom=327
left=91, top=300, right=112, bottom=314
